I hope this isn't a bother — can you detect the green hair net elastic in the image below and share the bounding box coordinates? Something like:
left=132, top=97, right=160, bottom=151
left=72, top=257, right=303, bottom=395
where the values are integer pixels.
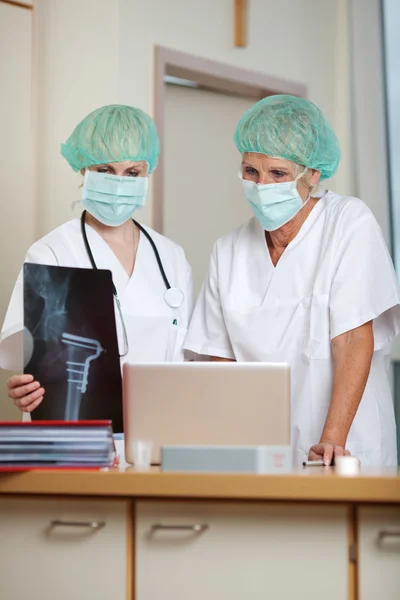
left=234, top=95, right=341, bottom=180
left=61, top=104, right=160, bottom=173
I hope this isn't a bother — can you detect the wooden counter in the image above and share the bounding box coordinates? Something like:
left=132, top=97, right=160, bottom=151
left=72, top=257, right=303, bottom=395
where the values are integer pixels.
left=1, top=467, right=400, bottom=599
left=0, top=466, right=400, bottom=503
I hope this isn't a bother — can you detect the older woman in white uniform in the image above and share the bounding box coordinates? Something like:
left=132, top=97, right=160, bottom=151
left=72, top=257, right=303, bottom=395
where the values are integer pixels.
left=185, top=95, right=400, bottom=467
left=2, top=104, right=193, bottom=413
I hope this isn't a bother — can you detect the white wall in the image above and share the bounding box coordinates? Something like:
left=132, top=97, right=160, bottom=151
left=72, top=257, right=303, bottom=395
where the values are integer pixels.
left=334, top=0, right=354, bottom=199
left=0, top=3, right=35, bottom=419
left=0, top=3, right=35, bottom=310
left=118, top=0, right=354, bottom=222
left=33, top=0, right=120, bottom=238
left=350, top=0, right=391, bottom=243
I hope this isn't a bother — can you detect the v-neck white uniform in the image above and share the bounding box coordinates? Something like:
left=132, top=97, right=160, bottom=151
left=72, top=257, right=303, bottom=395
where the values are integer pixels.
left=1, top=219, right=193, bottom=369
left=184, top=191, right=400, bottom=466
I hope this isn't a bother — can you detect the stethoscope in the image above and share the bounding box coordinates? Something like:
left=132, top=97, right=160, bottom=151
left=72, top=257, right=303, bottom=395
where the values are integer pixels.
left=80, top=210, right=184, bottom=357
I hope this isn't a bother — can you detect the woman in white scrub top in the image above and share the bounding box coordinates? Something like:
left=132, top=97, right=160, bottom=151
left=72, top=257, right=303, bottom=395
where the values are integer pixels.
left=2, top=104, right=193, bottom=414
left=184, top=95, right=400, bottom=467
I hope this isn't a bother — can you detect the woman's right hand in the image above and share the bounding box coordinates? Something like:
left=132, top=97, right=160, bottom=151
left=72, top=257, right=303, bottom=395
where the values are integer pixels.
left=7, top=374, right=45, bottom=412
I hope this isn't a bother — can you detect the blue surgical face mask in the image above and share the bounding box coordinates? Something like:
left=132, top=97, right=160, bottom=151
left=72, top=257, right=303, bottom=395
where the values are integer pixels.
left=240, top=168, right=309, bottom=231
left=81, top=170, right=149, bottom=227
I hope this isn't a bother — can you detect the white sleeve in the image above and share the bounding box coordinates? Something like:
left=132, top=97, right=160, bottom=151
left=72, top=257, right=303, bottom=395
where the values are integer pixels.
left=329, top=212, right=400, bottom=349
left=184, top=245, right=235, bottom=359
left=0, top=242, right=58, bottom=369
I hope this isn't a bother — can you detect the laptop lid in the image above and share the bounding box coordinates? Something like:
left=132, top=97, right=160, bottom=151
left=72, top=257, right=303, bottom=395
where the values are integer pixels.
left=123, top=362, right=290, bottom=464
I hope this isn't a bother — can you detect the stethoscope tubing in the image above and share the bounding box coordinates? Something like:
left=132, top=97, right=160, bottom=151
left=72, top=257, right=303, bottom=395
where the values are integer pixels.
left=80, top=210, right=172, bottom=294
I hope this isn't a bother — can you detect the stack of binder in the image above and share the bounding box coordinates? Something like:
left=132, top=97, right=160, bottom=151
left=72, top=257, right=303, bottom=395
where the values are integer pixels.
left=0, top=420, right=115, bottom=470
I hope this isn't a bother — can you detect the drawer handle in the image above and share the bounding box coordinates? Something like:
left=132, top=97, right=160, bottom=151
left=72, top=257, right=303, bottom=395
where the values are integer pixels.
left=378, top=530, right=400, bottom=542
left=50, top=519, right=105, bottom=530
left=151, top=524, right=209, bottom=533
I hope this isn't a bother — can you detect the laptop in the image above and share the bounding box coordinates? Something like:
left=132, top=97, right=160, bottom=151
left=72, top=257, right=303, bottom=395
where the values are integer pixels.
left=122, top=362, right=290, bottom=465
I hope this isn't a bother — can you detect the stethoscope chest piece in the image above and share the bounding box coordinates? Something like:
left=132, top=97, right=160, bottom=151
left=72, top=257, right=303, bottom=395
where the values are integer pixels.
left=164, top=287, right=184, bottom=309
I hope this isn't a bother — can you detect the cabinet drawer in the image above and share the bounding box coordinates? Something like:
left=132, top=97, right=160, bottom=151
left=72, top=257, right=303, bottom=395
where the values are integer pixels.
left=0, top=497, right=129, bottom=600
left=358, top=506, right=400, bottom=600
left=136, top=501, right=348, bottom=600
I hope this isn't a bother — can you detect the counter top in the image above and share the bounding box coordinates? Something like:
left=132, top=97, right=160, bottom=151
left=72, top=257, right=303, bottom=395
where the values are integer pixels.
left=0, top=467, right=400, bottom=503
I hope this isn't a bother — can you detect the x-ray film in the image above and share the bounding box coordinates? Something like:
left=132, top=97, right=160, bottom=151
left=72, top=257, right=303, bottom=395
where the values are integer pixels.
left=23, top=264, right=123, bottom=432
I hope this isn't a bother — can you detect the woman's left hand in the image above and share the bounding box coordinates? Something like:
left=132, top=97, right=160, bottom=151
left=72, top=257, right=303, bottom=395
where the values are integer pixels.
left=308, top=442, right=351, bottom=466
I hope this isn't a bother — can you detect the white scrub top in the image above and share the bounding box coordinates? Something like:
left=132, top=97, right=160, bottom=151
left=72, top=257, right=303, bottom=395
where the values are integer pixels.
left=1, top=219, right=193, bottom=369
left=184, top=191, right=400, bottom=466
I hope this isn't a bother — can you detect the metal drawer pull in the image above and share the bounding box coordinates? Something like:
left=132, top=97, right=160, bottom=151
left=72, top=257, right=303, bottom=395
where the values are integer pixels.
left=378, top=530, right=400, bottom=542
left=50, top=519, right=105, bottom=530
left=151, top=524, right=209, bottom=533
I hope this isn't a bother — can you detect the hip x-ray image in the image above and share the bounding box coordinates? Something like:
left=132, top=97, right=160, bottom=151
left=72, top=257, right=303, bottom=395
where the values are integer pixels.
left=24, top=264, right=123, bottom=432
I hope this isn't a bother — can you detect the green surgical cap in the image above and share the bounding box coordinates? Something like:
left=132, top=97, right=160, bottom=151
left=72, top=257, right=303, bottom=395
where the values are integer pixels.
left=61, top=104, right=160, bottom=173
left=234, top=95, right=341, bottom=180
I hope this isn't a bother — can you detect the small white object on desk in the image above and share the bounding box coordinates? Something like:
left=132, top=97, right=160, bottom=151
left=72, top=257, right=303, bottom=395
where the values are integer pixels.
left=334, top=455, right=360, bottom=476
left=131, top=439, right=153, bottom=469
